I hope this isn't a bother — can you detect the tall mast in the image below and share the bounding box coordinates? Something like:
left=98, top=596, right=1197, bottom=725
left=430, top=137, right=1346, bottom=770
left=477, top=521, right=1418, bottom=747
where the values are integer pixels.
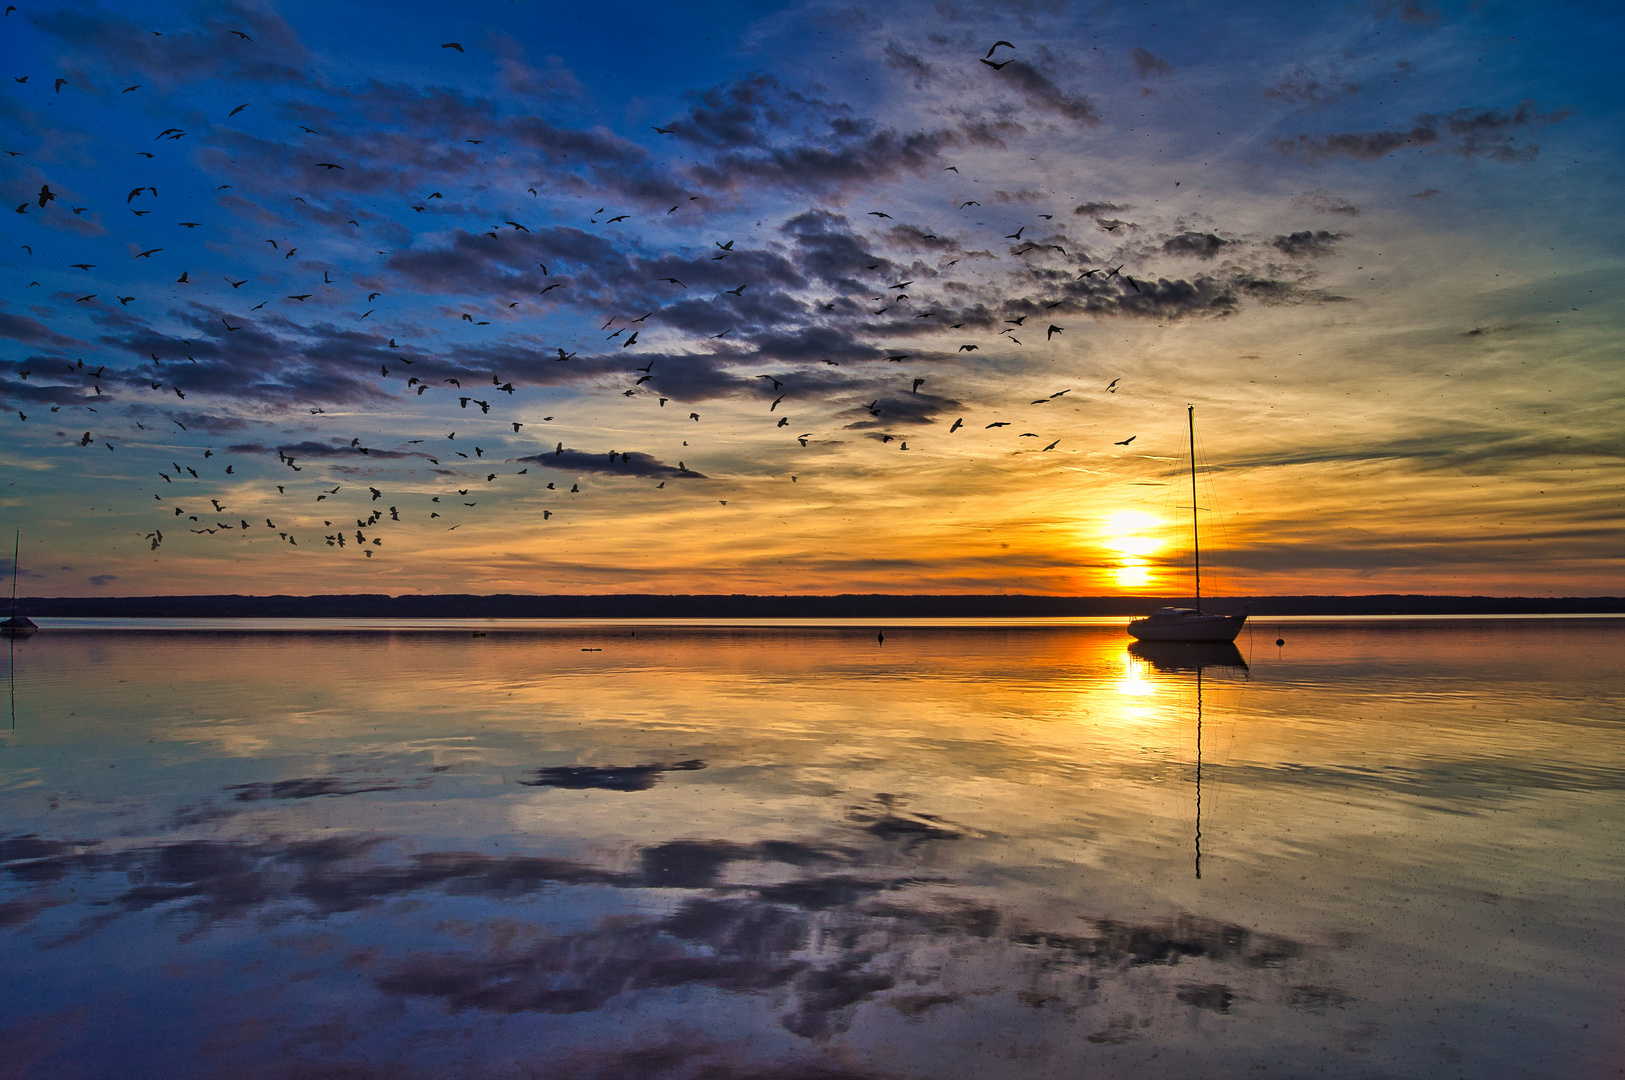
left=8, top=530, right=16, bottom=616
left=1188, top=405, right=1201, bottom=614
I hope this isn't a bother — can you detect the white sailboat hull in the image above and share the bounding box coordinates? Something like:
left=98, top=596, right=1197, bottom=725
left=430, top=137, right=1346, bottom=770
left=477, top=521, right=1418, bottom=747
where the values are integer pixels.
left=1126, top=613, right=1246, bottom=643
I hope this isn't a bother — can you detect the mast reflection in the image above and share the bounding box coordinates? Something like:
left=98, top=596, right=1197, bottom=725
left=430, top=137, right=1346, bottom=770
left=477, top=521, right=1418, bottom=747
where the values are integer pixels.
left=1126, top=641, right=1248, bottom=879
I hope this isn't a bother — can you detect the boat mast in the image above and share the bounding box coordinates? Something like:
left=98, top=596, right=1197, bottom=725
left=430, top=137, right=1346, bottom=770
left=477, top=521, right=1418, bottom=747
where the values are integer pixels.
left=1188, top=405, right=1201, bottom=614
left=8, top=530, right=16, bottom=618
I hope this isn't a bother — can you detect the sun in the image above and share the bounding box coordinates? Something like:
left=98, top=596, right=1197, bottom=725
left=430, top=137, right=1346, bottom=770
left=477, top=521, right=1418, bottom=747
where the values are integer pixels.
left=1099, top=511, right=1164, bottom=591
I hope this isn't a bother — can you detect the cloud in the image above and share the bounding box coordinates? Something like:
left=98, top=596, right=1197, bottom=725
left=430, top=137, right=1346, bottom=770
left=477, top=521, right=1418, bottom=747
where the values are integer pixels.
left=1073, top=201, right=1129, bottom=218
left=882, top=43, right=934, bottom=87
left=1290, top=189, right=1360, bottom=216
left=1130, top=47, right=1173, bottom=78
left=1271, top=230, right=1346, bottom=257
left=1272, top=101, right=1569, bottom=163
left=687, top=125, right=971, bottom=194
left=0, top=306, right=82, bottom=349
left=515, top=448, right=706, bottom=479
left=1264, top=65, right=1359, bottom=106
left=226, top=439, right=422, bottom=461
left=87, top=574, right=117, bottom=587
left=29, top=2, right=310, bottom=90
left=1376, top=1, right=1441, bottom=24
left=665, top=74, right=843, bottom=151
left=1161, top=232, right=1230, bottom=259
left=986, top=63, right=1101, bottom=124
left=1228, top=427, right=1625, bottom=473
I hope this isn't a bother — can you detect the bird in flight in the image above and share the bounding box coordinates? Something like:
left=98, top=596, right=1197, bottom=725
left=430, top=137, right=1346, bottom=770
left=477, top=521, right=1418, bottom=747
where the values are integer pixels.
left=1114, top=436, right=1136, bottom=445
left=985, top=40, right=1015, bottom=58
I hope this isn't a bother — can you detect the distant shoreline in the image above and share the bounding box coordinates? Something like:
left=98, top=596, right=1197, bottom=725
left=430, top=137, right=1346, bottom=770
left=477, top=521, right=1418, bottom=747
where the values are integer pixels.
left=13, top=594, right=1625, bottom=618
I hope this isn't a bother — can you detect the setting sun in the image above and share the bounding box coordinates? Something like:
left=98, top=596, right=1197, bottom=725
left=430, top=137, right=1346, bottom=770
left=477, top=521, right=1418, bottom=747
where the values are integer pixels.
left=1100, top=511, right=1165, bottom=591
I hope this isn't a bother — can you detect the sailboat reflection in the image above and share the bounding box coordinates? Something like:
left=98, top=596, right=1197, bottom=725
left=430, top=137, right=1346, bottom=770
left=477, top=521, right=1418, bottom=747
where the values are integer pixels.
left=1127, top=641, right=1248, bottom=879
left=1127, top=640, right=1247, bottom=673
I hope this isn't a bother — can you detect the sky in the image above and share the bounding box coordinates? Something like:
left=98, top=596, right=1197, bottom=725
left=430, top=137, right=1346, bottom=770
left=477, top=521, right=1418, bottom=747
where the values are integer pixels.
left=1, top=0, right=1621, bottom=598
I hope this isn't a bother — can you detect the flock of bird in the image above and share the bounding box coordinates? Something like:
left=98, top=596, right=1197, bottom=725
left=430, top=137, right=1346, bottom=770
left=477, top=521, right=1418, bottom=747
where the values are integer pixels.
left=7, top=28, right=1154, bottom=560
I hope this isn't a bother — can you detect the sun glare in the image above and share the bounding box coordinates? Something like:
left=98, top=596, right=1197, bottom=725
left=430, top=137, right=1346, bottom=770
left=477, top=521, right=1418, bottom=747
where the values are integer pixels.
left=1100, top=511, right=1163, bottom=591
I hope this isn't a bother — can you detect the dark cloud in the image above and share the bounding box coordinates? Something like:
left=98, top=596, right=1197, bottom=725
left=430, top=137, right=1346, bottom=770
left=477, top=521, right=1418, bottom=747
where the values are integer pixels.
left=1226, top=427, right=1625, bottom=474
left=228, top=439, right=422, bottom=462
left=1161, top=232, right=1230, bottom=258
left=882, top=43, right=934, bottom=87
left=1291, top=189, right=1360, bottom=216
left=666, top=75, right=843, bottom=151
left=0, top=307, right=82, bottom=349
left=988, top=63, right=1102, bottom=124
left=515, top=448, right=705, bottom=479
left=29, top=2, right=310, bottom=90
left=1273, top=101, right=1569, bottom=163
left=1130, top=47, right=1173, bottom=78
left=782, top=210, right=893, bottom=290
left=0, top=373, right=97, bottom=410
left=1073, top=201, right=1129, bottom=218
left=688, top=126, right=969, bottom=194
left=1271, top=230, right=1346, bottom=257
left=1264, top=65, right=1360, bottom=106
left=1376, top=1, right=1442, bottom=23
left=842, top=393, right=959, bottom=430
left=519, top=760, right=706, bottom=793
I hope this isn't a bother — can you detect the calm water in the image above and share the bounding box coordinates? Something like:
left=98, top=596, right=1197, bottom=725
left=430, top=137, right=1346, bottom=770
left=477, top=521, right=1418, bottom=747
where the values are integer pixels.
left=1, top=618, right=1620, bottom=1079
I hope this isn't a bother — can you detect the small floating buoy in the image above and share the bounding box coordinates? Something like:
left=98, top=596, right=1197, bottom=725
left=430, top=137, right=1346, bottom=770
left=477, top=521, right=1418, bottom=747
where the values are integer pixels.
left=877, top=630, right=885, bottom=645
left=1275, top=637, right=1285, bottom=647
left=472, top=631, right=486, bottom=637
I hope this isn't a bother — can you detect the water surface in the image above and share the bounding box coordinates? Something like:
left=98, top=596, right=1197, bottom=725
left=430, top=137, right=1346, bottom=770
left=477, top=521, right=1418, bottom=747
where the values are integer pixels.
left=2, top=618, right=1621, bottom=1079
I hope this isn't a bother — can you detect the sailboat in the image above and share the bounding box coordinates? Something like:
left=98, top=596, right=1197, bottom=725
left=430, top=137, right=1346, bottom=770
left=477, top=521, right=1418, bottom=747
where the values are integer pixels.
left=1126, top=406, right=1246, bottom=643
left=1, top=530, right=36, bottom=635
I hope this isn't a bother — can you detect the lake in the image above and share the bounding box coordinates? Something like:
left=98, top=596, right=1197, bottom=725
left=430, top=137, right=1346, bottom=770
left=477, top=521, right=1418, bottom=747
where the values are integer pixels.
left=1, top=617, right=1620, bottom=1079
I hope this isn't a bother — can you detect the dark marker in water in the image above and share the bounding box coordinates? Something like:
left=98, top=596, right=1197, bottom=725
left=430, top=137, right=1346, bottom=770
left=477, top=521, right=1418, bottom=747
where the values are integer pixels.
left=877, top=631, right=884, bottom=646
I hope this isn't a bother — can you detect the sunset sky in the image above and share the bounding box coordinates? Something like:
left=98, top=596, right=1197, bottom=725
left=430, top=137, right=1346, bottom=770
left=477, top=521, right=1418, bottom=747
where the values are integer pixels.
left=2, top=0, right=1620, bottom=597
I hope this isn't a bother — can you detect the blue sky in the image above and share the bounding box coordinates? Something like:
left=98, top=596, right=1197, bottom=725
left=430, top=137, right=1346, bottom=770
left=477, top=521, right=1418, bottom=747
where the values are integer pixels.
left=2, top=0, right=1621, bottom=596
